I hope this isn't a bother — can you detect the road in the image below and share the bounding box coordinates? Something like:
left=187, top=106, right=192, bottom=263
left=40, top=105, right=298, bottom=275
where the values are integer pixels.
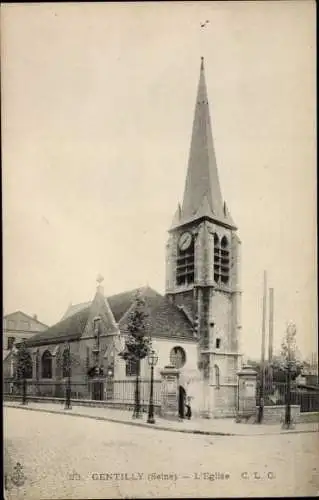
left=4, top=407, right=319, bottom=499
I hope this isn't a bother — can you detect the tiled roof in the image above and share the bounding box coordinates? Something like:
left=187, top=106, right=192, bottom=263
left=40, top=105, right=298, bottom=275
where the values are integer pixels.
left=61, top=302, right=91, bottom=320
left=25, top=307, right=91, bottom=346
left=118, top=288, right=195, bottom=341
left=27, top=286, right=195, bottom=346
left=61, top=286, right=159, bottom=322
left=108, top=287, right=159, bottom=322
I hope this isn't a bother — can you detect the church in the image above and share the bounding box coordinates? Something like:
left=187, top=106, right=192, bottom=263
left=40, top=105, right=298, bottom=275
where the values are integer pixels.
left=17, top=58, right=243, bottom=418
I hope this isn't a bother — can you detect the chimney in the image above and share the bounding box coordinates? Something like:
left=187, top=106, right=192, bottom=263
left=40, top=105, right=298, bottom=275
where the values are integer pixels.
left=33, top=314, right=38, bottom=321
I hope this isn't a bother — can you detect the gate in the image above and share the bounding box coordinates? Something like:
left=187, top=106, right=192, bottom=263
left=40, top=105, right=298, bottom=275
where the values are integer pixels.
left=92, top=381, right=104, bottom=401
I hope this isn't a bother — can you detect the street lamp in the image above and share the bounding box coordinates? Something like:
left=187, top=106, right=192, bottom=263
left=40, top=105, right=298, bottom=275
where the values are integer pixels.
left=64, top=342, right=72, bottom=410
left=147, top=349, right=158, bottom=424
left=283, top=322, right=296, bottom=429
left=106, top=365, right=114, bottom=400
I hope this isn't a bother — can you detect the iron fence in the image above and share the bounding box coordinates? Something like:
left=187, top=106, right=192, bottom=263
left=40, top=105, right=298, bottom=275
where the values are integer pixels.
left=256, top=380, right=319, bottom=413
left=4, top=378, right=162, bottom=406
left=113, top=379, right=161, bottom=405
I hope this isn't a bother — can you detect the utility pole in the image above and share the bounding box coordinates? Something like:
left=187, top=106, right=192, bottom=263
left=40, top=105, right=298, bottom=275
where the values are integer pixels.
left=257, top=270, right=267, bottom=423
left=268, top=288, right=274, bottom=386
left=283, top=323, right=296, bottom=429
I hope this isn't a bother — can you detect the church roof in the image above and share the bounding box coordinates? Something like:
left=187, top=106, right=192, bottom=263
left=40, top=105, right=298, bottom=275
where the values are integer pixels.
left=118, top=288, right=195, bottom=341
left=171, top=57, right=236, bottom=230
left=25, top=307, right=91, bottom=346
left=25, top=286, right=195, bottom=346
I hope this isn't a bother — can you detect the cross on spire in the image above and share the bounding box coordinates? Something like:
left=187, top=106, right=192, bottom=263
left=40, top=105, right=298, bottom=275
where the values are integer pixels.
left=96, top=274, right=104, bottom=285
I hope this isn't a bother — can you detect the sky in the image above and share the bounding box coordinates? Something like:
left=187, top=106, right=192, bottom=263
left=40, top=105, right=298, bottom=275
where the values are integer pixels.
left=2, top=1, right=316, bottom=360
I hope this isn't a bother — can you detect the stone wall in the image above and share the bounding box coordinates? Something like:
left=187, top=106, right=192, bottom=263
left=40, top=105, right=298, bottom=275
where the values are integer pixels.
left=256, top=405, right=300, bottom=424
left=4, top=395, right=161, bottom=415
left=214, top=385, right=237, bottom=417
left=296, top=412, right=319, bottom=423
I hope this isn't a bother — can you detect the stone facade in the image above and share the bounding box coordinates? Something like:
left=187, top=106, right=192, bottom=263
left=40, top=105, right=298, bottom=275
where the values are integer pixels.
left=165, top=58, right=242, bottom=417
left=5, top=283, right=200, bottom=409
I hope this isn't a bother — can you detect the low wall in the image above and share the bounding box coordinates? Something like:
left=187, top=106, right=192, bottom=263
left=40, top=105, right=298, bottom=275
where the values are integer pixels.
left=296, top=412, right=319, bottom=423
left=256, top=405, right=300, bottom=424
left=4, top=395, right=161, bottom=415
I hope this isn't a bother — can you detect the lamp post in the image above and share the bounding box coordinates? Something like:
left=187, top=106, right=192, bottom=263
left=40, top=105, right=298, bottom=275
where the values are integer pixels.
left=106, top=365, right=114, bottom=400
left=283, top=323, right=296, bottom=429
left=35, top=348, right=40, bottom=396
left=64, top=342, right=72, bottom=410
left=147, top=349, right=158, bottom=424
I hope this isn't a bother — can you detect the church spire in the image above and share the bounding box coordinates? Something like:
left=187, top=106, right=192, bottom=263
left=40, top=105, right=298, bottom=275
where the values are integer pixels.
left=180, top=57, right=234, bottom=227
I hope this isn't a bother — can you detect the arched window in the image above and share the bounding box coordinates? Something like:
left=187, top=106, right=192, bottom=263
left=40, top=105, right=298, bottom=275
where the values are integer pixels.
left=214, top=234, right=230, bottom=284
left=62, top=347, right=70, bottom=378
left=126, top=359, right=140, bottom=377
left=41, top=350, right=52, bottom=379
left=214, top=233, right=220, bottom=283
left=170, top=346, right=186, bottom=369
left=214, top=364, right=220, bottom=389
left=176, top=232, right=195, bottom=286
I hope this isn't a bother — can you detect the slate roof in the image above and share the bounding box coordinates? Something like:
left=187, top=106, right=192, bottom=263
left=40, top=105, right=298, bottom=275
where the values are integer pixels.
left=61, top=287, right=160, bottom=322
left=118, top=289, right=195, bottom=341
left=25, top=286, right=195, bottom=346
left=25, top=306, right=91, bottom=347
left=172, top=57, right=236, bottom=231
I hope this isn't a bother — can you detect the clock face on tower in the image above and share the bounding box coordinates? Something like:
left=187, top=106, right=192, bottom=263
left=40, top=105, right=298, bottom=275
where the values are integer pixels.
left=178, top=231, right=193, bottom=251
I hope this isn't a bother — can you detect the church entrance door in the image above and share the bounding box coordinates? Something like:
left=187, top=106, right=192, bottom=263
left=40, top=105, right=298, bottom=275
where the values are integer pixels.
left=178, top=386, right=186, bottom=419
left=92, top=381, right=104, bottom=401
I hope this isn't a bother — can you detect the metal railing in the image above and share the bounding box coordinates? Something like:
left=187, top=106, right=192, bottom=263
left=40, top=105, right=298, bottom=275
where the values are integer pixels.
left=256, top=380, right=319, bottom=413
left=4, top=378, right=162, bottom=406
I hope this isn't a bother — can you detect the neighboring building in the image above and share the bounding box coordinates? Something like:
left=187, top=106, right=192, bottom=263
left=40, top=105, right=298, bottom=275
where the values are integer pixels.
left=3, top=311, right=48, bottom=383
left=5, top=58, right=242, bottom=418
left=303, top=353, right=319, bottom=375
left=3, top=311, right=48, bottom=351
left=297, top=353, right=319, bottom=386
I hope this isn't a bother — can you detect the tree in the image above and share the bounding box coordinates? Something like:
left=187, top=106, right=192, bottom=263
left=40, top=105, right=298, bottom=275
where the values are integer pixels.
left=278, top=324, right=303, bottom=380
left=247, top=351, right=303, bottom=384
left=118, top=292, right=151, bottom=419
left=14, top=342, right=33, bottom=404
left=56, top=343, right=82, bottom=404
left=279, top=322, right=302, bottom=428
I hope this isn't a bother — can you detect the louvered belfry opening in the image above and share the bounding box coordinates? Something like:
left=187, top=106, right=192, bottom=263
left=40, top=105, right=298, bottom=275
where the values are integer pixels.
left=176, top=237, right=195, bottom=286
left=214, top=234, right=230, bottom=284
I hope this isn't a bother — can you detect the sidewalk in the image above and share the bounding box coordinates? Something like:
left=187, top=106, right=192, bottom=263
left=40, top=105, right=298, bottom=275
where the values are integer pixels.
left=4, top=401, right=319, bottom=436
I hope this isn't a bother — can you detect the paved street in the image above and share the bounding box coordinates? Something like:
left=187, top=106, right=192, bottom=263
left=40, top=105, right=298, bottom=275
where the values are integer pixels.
left=4, top=407, right=319, bottom=499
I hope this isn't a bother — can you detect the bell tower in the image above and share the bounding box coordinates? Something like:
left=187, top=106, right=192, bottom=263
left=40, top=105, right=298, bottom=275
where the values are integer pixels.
left=165, top=57, right=242, bottom=417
